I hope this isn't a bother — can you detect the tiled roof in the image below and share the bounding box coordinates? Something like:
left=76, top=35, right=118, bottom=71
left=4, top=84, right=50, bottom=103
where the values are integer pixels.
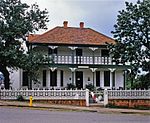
left=28, top=26, right=115, bottom=46
left=28, top=34, right=40, bottom=41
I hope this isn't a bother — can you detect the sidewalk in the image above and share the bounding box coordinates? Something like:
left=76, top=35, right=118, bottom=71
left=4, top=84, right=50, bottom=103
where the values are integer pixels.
left=0, top=100, right=149, bottom=115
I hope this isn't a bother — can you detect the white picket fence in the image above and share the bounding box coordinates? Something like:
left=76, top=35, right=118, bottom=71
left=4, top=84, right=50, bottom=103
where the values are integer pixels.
left=108, top=90, right=150, bottom=99
left=0, top=89, right=90, bottom=106
left=0, top=89, right=149, bottom=106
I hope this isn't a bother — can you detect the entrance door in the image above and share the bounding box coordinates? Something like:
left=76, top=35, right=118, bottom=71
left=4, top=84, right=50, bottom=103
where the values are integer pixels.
left=75, top=71, right=83, bottom=89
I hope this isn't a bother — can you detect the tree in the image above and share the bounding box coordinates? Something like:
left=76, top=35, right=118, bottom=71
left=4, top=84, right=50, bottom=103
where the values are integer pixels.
left=109, top=0, right=150, bottom=88
left=0, top=0, right=49, bottom=89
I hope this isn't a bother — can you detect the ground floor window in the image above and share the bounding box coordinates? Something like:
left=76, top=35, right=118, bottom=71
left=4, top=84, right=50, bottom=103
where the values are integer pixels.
left=60, top=70, right=63, bottom=87
left=22, top=71, right=29, bottom=86
left=112, top=71, right=115, bottom=87
left=104, top=71, right=110, bottom=86
left=43, top=70, right=47, bottom=87
left=50, top=70, right=57, bottom=86
left=96, top=71, right=100, bottom=87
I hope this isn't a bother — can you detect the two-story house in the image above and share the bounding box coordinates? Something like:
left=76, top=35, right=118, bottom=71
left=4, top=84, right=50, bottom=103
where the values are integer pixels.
left=10, top=21, right=130, bottom=90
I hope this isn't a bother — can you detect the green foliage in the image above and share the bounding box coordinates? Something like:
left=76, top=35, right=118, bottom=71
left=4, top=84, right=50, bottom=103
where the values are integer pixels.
left=16, top=95, right=25, bottom=101
left=66, top=83, right=76, bottom=90
left=0, top=0, right=49, bottom=89
left=132, top=73, right=150, bottom=89
left=108, top=0, right=150, bottom=88
left=85, top=83, right=95, bottom=91
left=21, top=51, right=51, bottom=83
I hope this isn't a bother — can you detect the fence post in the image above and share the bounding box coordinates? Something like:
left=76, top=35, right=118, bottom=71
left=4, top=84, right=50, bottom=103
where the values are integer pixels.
left=104, top=89, right=108, bottom=106
left=85, top=89, right=89, bottom=107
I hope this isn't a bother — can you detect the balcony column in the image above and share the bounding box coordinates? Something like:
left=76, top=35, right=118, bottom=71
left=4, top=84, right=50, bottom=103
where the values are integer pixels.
left=90, top=68, right=97, bottom=87
left=68, top=46, right=78, bottom=64
left=89, top=47, right=98, bottom=64
left=69, top=68, right=77, bottom=85
left=108, top=68, right=116, bottom=89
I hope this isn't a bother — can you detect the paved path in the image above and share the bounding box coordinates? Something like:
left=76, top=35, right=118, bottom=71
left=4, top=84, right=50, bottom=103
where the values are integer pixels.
left=0, top=100, right=150, bottom=115
left=0, top=107, right=150, bottom=123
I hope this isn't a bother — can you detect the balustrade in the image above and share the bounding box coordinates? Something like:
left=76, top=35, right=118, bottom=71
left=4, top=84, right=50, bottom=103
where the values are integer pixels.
left=108, top=90, right=150, bottom=99
left=47, top=55, right=113, bottom=65
left=0, top=89, right=87, bottom=100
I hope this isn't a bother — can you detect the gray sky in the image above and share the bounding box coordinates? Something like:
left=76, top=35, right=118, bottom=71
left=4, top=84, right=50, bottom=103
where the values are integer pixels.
left=22, top=0, right=137, bottom=37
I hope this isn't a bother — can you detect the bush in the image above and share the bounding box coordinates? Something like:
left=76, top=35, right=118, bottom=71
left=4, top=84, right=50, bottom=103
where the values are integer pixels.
left=16, top=95, right=25, bottom=101
left=85, top=83, right=95, bottom=91
left=66, top=83, right=76, bottom=90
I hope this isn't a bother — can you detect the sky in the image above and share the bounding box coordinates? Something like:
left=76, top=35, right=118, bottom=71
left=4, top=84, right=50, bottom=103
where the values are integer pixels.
left=21, top=0, right=138, bottom=38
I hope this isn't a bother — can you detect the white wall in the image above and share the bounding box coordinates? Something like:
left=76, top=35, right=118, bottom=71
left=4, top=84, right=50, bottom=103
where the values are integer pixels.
left=115, top=70, right=124, bottom=88
left=9, top=68, right=21, bottom=89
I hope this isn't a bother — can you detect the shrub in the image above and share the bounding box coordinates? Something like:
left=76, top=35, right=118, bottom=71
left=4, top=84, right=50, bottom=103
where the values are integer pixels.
left=66, top=83, right=76, bottom=90
left=85, top=83, right=95, bottom=91
left=16, top=95, right=25, bottom=101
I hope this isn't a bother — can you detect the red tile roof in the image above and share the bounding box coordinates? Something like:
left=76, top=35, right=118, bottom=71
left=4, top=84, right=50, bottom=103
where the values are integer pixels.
left=28, top=26, right=115, bottom=46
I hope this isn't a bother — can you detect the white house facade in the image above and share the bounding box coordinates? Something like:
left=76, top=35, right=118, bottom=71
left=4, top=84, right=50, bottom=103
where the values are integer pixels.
left=9, top=21, right=130, bottom=90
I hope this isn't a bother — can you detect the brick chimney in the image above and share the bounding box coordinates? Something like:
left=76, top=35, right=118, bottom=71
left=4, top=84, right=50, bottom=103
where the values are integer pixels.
left=63, top=21, right=68, bottom=28
left=80, top=22, right=84, bottom=29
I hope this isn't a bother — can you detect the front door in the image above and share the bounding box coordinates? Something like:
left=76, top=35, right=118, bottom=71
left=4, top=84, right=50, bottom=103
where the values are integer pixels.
left=76, top=71, right=83, bottom=89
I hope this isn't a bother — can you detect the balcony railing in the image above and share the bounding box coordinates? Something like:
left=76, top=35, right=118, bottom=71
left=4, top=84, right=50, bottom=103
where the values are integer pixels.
left=46, top=55, right=114, bottom=65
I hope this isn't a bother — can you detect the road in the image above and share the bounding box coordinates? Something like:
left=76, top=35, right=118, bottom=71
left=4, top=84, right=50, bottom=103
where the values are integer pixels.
left=0, top=107, right=149, bottom=123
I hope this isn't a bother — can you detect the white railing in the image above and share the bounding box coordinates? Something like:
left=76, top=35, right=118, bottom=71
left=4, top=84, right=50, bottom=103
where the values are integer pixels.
left=0, top=89, right=90, bottom=106
left=52, top=55, right=113, bottom=65
left=108, top=90, right=150, bottom=99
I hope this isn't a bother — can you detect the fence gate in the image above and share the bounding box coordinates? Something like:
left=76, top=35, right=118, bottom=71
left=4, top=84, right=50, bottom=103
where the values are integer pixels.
left=89, top=90, right=104, bottom=106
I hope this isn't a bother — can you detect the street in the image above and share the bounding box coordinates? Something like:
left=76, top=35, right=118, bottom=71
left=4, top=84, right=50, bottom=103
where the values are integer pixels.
left=0, top=107, right=149, bottom=123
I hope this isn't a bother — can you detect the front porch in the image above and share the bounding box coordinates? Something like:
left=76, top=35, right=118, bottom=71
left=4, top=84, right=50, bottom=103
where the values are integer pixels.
left=21, top=67, right=126, bottom=90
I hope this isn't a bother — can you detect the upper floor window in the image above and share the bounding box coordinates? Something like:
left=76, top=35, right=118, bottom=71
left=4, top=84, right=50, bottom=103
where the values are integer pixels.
left=76, top=49, right=82, bottom=56
left=48, top=48, right=57, bottom=55
left=101, top=49, right=109, bottom=57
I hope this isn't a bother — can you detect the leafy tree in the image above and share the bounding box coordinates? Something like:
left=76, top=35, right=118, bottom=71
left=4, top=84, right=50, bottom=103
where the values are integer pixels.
left=20, top=51, right=51, bottom=89
left=0, top=0, right=49, bottom=89
left=109, top=0, right=150, bottom=88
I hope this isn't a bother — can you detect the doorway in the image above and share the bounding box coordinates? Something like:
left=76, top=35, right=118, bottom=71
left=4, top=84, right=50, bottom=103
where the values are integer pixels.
left=75, top=71, right=83, bottom=89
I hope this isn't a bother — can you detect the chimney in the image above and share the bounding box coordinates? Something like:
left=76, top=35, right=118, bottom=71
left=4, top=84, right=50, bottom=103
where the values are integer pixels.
left=63, top=21, right=68, bottom=28
left=80, top=22, right=84, bottom=29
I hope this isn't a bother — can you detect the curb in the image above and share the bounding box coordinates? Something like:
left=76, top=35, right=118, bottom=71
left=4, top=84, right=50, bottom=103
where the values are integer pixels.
left=0, top=102, right=150, bottom=115
left=0, top=104, right=98, bottom=113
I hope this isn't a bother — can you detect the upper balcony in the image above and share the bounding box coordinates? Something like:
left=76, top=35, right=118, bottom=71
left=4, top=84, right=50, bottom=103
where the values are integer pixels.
left=46, top=55, right=115, bottom=65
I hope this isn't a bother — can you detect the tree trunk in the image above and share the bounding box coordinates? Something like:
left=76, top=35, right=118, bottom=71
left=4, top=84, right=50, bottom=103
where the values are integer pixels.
left=0, top=64, right=10, bottom=89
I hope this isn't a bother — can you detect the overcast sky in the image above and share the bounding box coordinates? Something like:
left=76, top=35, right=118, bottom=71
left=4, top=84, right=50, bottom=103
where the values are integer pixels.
left=22, top=0, right=137, bottom=37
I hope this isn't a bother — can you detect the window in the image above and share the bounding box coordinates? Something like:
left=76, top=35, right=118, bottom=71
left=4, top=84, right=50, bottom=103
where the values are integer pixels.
left=43, top=70, right=46, bottom=87
left=104, top=71, right=110, bottom=86
left=76, top=49, right=82, bottom=56
left=50, top=70, right=57, bottom=86
left=96, top=71, right=100, bottom=87
left=60, top=70, right=64, bottom=87
left=48, top=48, right=57, bottom=55
left=101, top=49, right=109, bottom=57
left=22, top=71, right=29, bottom=86
left=112, top=71, right=115, bottom=87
